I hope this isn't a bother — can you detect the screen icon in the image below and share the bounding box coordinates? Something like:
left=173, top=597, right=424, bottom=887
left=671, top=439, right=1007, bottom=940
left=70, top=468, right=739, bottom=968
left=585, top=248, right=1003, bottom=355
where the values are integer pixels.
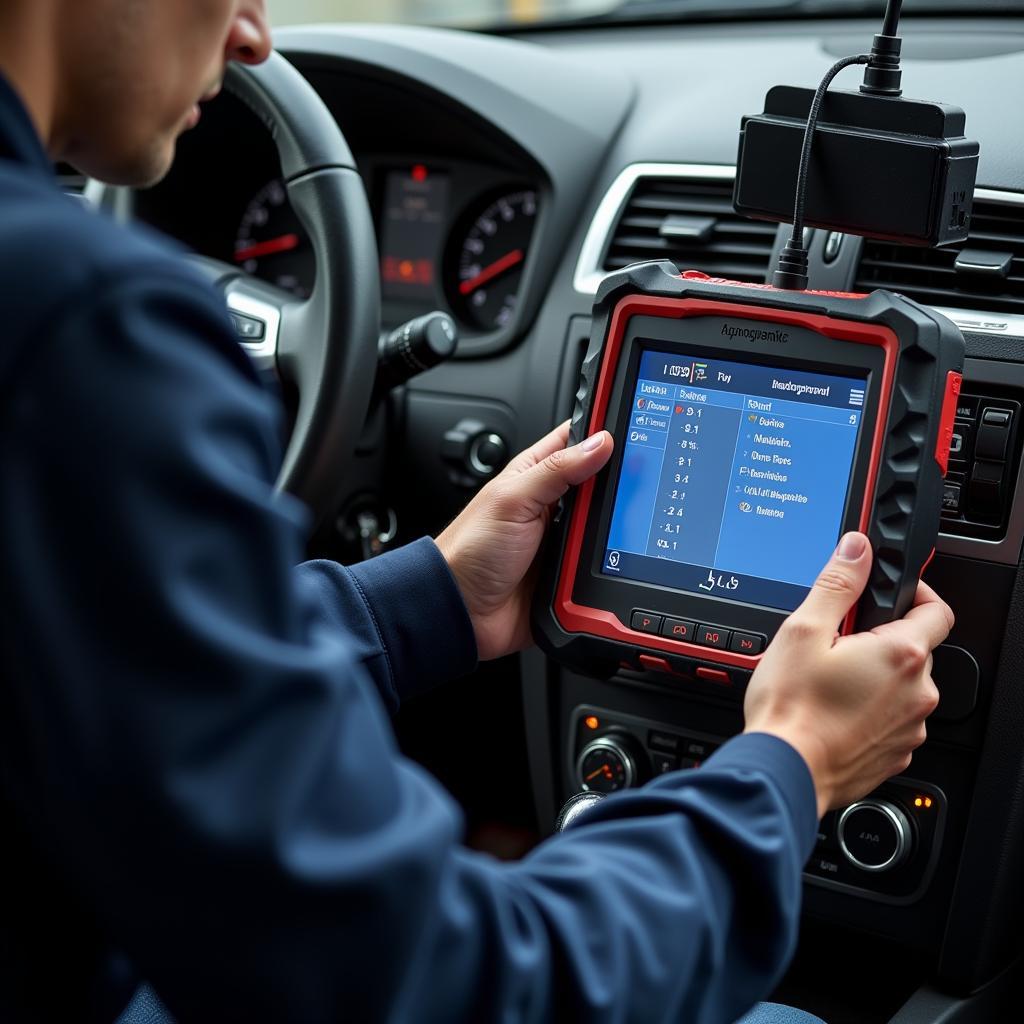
left=849, top=387, right=865, bottom=407
left=607, top=551, right=621, bottom=569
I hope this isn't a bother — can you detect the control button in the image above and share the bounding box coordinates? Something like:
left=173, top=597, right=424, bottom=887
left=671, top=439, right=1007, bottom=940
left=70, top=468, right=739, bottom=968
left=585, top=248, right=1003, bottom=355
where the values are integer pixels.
left=837, top=800, right=912, bottom=872
left=648, top=731, right=680, bottom=754
left=576, top=735, right=640, bottom=794
left=949, top=420, right=972, bottom=463
left=652, top=753, right=679, bottom=775
left=230, top=312, right=266, bottom=341
left=631, top=611, right=663, bottom=635
left=678, top=757, right=701, bottom=770
left=638, top=654, right=672, bottom=675
left=975, top=408, right=1013, bottom=462
left=729, top=631, right=765, bottom=655
left=469, top=433, right=509, bottom=477
left=941, top=482, right=962, bottom=513
left=696, top=625, right=730, bottom=649
left=661, top=617, right=697, bottom=643
left=967, top=459, right=1005, bottom=516
left=696, top=666, right=731, bottom=686
left=982, top=408, right=1012, bottom=427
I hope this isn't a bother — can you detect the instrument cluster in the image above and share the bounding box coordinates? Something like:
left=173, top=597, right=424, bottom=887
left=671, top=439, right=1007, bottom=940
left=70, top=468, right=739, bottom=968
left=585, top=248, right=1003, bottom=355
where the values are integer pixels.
left=230, top=159, right=539, bottom=336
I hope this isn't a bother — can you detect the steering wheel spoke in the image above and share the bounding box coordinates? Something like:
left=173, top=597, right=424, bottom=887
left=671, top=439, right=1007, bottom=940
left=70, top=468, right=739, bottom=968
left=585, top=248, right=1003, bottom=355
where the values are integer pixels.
left=186, top=254, right=296, bottom=374
left=203, top=54, right=381, bottom=524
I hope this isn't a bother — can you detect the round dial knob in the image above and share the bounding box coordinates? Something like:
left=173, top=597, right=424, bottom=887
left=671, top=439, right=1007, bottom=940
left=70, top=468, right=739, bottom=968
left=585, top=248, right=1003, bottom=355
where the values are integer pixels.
left=576, top=735, right=640, bottom=794
left=838, top=800, right=913, bottom=872
left=468, top=433, right=508, bottom=476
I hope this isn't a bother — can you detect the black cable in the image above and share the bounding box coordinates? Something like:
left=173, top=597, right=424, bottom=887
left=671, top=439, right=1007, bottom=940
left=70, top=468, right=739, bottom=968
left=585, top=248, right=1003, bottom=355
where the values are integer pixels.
left=772, top=1, right=905, bottom=289
left=881, top=0, right=903, bottom=38
left=772, top=54, right=870, bottom=290
left=789, top=54, right=870, bottom=250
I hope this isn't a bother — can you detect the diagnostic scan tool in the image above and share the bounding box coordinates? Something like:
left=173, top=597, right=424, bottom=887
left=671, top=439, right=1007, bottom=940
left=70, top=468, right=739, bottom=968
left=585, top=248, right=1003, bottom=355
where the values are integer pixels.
left=534, top=263, right=964, bottom=684
left=534, top=1, right=972, bottom=686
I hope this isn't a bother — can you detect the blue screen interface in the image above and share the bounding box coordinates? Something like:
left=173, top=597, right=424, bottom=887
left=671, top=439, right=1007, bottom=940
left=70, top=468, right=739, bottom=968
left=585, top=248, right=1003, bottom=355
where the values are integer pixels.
left=603, top=346, right=868, bottom=612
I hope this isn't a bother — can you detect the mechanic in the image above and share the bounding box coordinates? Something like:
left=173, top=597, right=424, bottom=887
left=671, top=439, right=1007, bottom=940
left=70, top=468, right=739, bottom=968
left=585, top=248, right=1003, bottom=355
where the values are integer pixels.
left=0, top=2, right=952, bottom=1023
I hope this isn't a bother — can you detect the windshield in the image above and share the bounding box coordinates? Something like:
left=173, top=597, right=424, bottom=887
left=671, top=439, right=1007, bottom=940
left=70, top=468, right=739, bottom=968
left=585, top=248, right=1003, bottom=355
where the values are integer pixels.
left=268, top=0, right=1023, bottom=31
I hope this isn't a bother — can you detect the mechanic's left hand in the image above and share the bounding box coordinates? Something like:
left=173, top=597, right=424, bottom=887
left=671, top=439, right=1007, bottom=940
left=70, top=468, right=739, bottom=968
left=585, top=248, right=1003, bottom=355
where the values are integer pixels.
left=436, top=421, right=613, bottom=660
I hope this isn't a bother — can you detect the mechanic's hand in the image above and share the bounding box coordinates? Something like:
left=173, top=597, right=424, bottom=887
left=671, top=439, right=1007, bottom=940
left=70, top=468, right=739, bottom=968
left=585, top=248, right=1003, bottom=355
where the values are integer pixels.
left=436, top=421, right=613, bottom=661
left=743, top=532, right=953, bottom=818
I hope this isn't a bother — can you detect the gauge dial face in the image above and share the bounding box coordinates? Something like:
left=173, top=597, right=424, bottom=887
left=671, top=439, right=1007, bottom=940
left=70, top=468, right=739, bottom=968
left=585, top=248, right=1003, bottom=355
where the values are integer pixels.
left=234, top=179, right=315, bottom=299
left=450, top=189, right=537, bottom=331
left=578, top=742, right=629, bottom=794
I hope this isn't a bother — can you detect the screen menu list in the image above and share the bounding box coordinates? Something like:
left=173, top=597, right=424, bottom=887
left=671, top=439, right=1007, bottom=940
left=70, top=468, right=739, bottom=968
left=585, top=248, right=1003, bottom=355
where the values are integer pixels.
left=603, top=346, right=868, bottom=612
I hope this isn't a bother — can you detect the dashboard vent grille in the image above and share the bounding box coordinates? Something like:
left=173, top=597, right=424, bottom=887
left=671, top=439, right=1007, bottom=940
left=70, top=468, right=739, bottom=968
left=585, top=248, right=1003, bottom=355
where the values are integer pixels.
left=603, top=176, right=776, bottom=283
left=854, top=196, right=1024, bottom=315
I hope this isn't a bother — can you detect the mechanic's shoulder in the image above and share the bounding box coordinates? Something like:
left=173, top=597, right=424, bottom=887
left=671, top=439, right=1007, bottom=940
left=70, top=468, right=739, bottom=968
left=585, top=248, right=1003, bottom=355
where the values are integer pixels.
left=0, top=170, right=223, bottom=332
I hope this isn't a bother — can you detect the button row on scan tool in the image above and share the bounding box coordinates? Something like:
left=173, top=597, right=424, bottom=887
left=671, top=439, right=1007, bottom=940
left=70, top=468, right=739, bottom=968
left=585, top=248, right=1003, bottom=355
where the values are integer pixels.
left=630, top=610, right=766, bottom=655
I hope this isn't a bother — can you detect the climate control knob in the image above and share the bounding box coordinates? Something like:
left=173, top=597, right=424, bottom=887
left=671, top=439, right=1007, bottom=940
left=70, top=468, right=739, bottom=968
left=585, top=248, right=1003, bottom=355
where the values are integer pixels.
left=838, top=799, right=913, bottom=872
left=576, top=734, right=642, bottom=794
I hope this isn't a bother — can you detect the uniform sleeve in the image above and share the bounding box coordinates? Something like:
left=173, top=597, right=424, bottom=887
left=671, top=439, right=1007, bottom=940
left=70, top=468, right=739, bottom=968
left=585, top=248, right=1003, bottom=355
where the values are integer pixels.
left=296, top=541, right=477, bottom=713
left=0, top=267, right=817, bottom=1024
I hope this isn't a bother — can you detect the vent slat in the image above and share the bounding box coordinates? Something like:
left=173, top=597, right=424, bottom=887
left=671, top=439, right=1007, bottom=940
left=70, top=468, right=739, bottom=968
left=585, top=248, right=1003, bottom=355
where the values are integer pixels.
left=854, top=197, right=1024, bottom=316
left=603, top=176, right=773, bottom=283
left=629, top=196, right=735, bottom=216
left=605, top=256, right=768, bottom=280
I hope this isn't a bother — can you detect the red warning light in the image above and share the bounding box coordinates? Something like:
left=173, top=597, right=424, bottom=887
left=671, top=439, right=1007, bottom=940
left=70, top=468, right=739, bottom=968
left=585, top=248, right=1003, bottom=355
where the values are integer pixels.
left=584, top=715, right=600, bottom=730
left=411, top=164, right=429, bottom=182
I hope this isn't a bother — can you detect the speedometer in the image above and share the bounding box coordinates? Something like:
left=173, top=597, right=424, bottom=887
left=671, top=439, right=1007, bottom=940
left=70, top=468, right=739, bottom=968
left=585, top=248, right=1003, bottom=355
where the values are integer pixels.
left=448, top=189, right=537, bottom=331
left=234, top=179, right=315, bottom=299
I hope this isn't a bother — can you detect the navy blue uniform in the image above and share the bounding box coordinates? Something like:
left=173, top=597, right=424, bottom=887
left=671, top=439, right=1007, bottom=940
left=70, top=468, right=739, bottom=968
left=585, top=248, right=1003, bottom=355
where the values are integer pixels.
left=0, top=74, right=818, bottom=1023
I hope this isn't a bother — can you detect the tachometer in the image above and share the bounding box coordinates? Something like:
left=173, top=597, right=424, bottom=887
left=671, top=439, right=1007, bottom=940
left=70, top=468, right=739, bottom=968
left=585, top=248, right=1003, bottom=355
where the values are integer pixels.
left=449, top=189, right=537, bottom=331
left=234, top=179, right=315, bottom=299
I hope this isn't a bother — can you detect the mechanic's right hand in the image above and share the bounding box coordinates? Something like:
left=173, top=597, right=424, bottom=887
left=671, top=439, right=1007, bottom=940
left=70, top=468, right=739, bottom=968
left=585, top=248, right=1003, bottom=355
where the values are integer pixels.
left=742, top=532, right=953, bottom=818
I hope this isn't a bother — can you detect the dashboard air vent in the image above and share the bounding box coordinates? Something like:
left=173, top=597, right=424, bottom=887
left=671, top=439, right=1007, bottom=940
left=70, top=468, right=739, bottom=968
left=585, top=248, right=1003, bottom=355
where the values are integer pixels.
left=602, top=175, right=776, bottom=283
left=854, top=195, right=1024, bottom=316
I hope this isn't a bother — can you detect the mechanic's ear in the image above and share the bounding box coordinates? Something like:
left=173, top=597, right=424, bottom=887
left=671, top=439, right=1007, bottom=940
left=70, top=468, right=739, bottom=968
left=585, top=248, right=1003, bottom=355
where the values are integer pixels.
left=226, top=2, right=273, bottom=66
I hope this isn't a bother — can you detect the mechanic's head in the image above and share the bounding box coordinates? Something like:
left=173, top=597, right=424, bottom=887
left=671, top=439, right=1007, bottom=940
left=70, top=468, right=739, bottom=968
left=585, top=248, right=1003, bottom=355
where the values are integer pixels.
left=0, top=0, right=271, bottom=186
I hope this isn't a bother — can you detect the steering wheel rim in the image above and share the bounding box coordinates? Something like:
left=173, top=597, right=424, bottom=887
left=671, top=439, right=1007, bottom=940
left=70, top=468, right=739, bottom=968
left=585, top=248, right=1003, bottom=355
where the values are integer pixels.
left=214, top=53, right=381, bottom=526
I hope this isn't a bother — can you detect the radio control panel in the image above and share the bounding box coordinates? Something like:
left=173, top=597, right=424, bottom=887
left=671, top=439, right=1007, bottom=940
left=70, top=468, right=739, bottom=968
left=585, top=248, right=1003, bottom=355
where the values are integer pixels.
left=569, top=706, right=946, bottom=904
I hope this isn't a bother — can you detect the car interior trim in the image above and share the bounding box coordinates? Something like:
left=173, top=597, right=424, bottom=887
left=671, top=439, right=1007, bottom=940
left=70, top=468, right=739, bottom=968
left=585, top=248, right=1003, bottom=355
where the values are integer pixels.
left=574, top=164, right=1024, bottom=343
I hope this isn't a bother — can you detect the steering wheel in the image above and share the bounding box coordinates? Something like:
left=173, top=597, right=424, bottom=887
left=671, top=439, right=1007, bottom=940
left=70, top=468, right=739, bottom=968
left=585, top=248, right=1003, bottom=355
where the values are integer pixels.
left=193, top=53, right=381, bottom=527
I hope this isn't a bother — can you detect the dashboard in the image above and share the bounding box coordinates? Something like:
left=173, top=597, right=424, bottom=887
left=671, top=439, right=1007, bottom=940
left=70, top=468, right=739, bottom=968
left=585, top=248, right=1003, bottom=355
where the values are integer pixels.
left=135, top=103, right=541, bottom=338
left=115, top=13, right=1024, bottom=1023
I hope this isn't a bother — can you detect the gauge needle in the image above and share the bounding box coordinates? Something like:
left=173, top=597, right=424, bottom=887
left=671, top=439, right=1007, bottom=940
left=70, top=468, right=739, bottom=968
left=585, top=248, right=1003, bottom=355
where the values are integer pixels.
left=234, top=233, right=300, bottom=263
left=459, top=248, right=525, bottom=296
left=585, top=764, right=610, bottom=783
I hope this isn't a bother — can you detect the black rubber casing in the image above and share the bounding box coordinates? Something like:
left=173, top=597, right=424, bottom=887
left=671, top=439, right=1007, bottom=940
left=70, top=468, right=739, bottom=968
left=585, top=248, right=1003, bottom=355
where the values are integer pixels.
left=533, top=262, right=965, bottom=681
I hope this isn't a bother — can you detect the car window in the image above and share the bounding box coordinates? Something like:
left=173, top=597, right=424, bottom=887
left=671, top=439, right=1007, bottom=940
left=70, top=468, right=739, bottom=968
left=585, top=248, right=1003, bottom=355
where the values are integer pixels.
left=268, top=0, right=1024, bottom=31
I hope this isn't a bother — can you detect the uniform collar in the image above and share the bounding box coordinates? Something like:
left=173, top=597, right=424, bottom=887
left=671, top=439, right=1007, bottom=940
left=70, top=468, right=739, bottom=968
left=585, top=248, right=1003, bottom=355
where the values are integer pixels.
left=0, top=70, right=55, bottom=176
